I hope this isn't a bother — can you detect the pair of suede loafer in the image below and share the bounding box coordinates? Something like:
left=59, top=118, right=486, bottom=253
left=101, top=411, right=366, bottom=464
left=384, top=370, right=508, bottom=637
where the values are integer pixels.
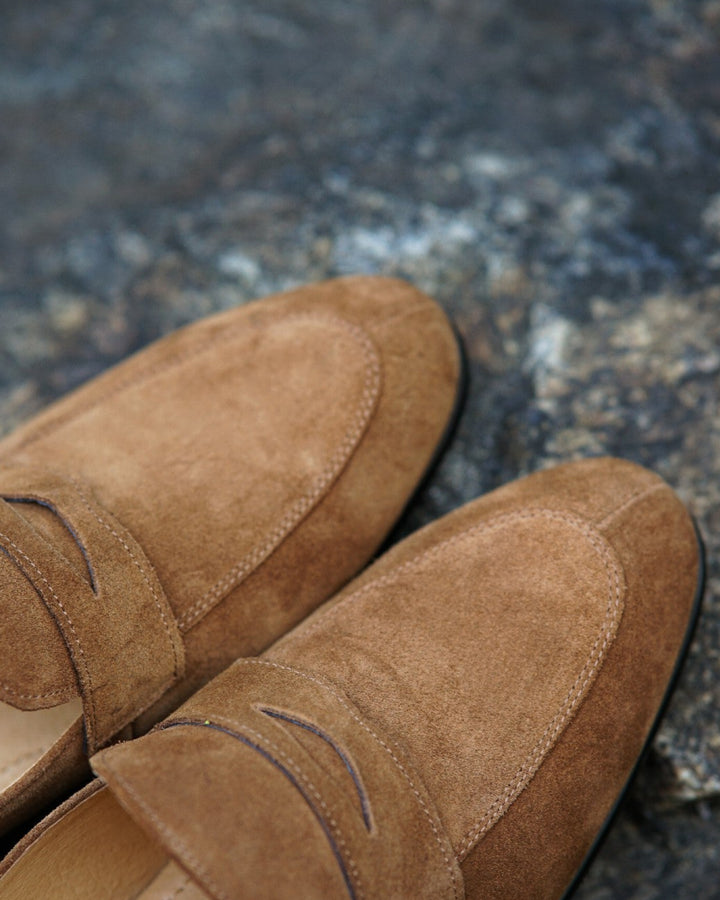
left=0, top=277, right=703, bottom=899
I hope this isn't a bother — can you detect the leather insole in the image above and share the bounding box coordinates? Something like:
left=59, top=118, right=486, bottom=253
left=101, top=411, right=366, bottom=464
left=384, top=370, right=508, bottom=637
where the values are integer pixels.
left=0, top=787, right=209, bottom=900
left=0, top=700, right=82, bottom=793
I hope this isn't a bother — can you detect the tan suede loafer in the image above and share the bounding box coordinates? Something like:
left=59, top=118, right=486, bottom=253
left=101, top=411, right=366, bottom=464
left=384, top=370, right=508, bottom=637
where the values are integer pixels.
left=0, top=275, right=462, bottom=837
left=0, top=458, right=702, bottom=899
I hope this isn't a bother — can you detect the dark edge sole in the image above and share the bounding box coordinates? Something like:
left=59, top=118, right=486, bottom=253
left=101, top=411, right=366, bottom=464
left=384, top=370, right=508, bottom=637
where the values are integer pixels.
left=375, top=318, right=469, bottom=557
left=559, top=518, right=707, bottom=900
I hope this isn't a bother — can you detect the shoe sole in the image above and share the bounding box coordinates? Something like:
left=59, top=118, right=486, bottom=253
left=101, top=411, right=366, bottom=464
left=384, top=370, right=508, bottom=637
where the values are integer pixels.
left=560, top=519, right=707, bottom=900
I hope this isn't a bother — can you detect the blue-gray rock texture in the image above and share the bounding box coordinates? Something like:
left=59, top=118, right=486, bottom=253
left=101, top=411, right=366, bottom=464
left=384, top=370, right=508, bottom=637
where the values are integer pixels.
left=0, top=0, right=719, bottom=895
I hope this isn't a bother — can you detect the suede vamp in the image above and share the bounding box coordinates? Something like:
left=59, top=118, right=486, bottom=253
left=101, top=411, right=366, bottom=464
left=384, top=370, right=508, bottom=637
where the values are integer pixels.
left=0, top=275, right=461, bottom=836
left=67, top=458, right=701, bottom=900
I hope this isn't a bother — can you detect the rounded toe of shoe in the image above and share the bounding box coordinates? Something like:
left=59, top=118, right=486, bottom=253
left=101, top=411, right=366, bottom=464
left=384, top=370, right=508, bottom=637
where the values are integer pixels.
left=460, top=457, right=702, bottom=900
left=555, top=456, right=702, bottom=630
left=300, top=274, right=464, bottom=430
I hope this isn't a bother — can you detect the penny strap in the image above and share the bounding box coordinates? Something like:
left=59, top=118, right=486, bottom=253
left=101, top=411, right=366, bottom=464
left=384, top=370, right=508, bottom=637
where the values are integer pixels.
left=93, top=659, right=463, bottom=900
left=0, top=466, right=184, bottom=752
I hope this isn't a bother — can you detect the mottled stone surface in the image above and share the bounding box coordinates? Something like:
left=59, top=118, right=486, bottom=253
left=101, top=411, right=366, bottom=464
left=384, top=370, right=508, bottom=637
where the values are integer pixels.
left=1, top=0, right=719, bottom=894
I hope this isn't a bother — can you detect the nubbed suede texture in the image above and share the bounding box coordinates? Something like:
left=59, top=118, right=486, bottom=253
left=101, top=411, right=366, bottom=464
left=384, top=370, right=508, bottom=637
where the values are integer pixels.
left=0, top=275, right=461, bottom=836
left=0, top=458, right=699, bottom=900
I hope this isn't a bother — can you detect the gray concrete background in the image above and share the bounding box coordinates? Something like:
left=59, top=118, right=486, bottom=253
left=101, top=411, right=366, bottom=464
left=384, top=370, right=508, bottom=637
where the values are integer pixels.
left=0, top=1, right=719, bottom=894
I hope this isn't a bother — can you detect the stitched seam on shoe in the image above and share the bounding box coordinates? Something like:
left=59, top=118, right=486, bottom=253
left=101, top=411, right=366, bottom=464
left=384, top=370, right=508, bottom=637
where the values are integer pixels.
left=0, top=680, right=74, bottom=702
left=271, top=509, right=624, bottom=865
left=0, top=313, right=381, bottom=635
left=69, top=477, right=183, bottom=682
left=258, top=706, right=373, bottom=832
left=0, top=475, right=180, bottom=740
left=282, top=509, right=617, bottom=646
left=368, top=298, right=433, bottom=330
left=93, top=770, right=228, bottom=900
left=1, top=494, right=98, bottom=592
left=178, top=318, right=382, bottom=632
left=187, top=715, right=365, bottom=900
left=455, top=516, right=624, bottom=859
left=7, top=311, right=372, bottom=452
left=0, top=532, right=98, bottom=746
left=0, top=522, right=77, bottom=703
left=237, top=659, right=462, bottom=900
left=597, top=482, right=667, bottom=529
